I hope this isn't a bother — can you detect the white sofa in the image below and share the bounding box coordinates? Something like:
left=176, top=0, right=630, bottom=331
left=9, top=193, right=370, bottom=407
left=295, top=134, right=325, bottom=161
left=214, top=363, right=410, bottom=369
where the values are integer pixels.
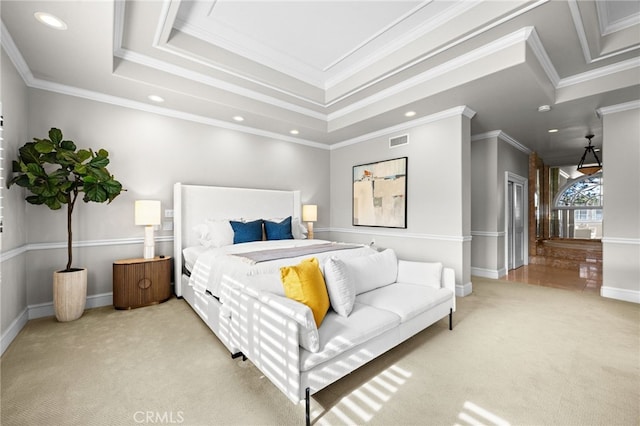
left=221, top=249, right=456, bottom=425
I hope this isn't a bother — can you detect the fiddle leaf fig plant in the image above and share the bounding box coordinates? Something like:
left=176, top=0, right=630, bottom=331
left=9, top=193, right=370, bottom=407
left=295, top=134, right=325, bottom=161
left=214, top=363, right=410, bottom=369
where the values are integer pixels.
left=8, top=128, right=124, bottom=272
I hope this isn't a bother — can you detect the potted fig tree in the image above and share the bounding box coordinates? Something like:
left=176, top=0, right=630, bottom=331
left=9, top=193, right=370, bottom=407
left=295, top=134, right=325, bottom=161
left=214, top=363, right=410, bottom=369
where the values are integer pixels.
left=8, top=128, right=124, bottom=322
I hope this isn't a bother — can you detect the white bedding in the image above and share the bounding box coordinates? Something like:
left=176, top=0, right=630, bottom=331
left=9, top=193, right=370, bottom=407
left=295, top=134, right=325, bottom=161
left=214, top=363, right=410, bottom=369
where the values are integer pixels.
left=187, top=239, right=377, bottom=298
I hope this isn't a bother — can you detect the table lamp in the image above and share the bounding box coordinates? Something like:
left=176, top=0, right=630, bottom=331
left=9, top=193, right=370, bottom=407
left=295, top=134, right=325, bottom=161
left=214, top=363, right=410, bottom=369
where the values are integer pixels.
left=135, top=200, right=161, bottom=259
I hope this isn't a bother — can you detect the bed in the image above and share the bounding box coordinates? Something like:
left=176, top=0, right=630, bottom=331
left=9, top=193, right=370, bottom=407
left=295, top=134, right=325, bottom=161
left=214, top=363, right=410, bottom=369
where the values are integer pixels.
left=172, top=183, right=376, bottom=354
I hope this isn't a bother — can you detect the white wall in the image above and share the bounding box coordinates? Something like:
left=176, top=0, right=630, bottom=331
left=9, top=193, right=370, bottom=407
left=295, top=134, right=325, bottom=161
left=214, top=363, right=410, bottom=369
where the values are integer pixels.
left=1, top=48, right=30, bottom=350
left=601, top=104, right=640, bottom=303
left=329, top=108, right=473, bottom=295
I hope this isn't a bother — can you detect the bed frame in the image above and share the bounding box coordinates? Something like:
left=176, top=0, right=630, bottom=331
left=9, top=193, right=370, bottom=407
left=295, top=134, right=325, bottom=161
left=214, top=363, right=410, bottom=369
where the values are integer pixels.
left=173, top=183, right=301, bottom=352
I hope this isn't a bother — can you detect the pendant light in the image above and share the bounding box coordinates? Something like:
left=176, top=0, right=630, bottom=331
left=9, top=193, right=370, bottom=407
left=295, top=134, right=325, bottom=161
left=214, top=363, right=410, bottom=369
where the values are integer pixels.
left=577, top=134, right=602, bottom=175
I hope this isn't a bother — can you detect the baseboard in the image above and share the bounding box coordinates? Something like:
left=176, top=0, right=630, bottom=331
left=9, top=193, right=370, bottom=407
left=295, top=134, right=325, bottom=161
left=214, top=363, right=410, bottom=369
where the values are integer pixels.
left=470, top=267, right=507, bottom=279
left=1, top=308, right=29, bottom=356
left=29, top=292, right=114, bottom=319
left=456, top=281, right=473, bottom=297
left=600, top=286, right=640, bottom=304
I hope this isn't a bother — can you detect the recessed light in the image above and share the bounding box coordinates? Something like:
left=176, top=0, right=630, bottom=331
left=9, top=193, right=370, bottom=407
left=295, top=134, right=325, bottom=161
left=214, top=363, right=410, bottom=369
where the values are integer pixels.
left=290, top=129, right=299, bottom=135
left=538, top=105, right=551, bottom=112
left=548, top=129, right=559, bottom=133
left=34, top=12, right=67, bottom=30
left=233, top=116, right=244, bottom=122
left=404, top=111, right=416, bottom=117
left=147, top=95, right=164, bottom=103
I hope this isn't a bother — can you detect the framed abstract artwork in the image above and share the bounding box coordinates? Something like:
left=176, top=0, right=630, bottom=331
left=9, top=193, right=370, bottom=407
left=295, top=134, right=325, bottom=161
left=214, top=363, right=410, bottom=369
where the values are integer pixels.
left=352, top=157, right=407, bottom=228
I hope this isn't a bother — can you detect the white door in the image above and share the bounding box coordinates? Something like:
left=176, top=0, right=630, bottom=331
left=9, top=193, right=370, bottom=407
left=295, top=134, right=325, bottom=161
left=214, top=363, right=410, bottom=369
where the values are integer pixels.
left=508, top=181, right=525, bottom=270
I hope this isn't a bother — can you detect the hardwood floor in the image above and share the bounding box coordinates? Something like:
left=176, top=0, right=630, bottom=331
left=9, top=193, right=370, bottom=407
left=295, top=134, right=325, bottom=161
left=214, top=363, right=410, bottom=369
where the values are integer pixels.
left=501, top=262, right=602, bottom=294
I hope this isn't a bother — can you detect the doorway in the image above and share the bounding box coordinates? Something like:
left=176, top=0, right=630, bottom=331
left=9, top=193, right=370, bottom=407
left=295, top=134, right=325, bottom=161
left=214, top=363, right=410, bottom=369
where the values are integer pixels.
left=506, top=172, right=527, bottom=271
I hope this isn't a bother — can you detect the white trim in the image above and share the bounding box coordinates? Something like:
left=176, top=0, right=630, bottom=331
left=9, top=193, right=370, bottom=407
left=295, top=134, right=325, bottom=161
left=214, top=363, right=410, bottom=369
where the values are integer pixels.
left=0, top=245, right=28, bottom=263
left=331, top=106, right=476, bottom=150
left=601, top=237, right=640, bottom=245
left=471, top=267, right=507, bottom=280
left=0, top=308, right=28, bottom=355
left=28, top=292, right=114, bottom=320
left=558, top=57, right=640, bottom=88
left=600, top=286, right=640, bottom=304
left=457, top=281, right=473, bottom=297
left=596, top=99, right=640, bottom=117
left=471, top=130, right=532, bottom=155
left=471, top=231, right=505, bottom=238
left=330, top=227, right=472, bottom=243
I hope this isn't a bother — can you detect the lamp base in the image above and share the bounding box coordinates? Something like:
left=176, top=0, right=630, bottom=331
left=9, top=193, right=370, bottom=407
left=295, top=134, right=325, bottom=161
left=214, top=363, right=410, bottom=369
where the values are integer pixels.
left=143, top=225, right=155, bottom=259
left=306, top=222, right=314, bottom=240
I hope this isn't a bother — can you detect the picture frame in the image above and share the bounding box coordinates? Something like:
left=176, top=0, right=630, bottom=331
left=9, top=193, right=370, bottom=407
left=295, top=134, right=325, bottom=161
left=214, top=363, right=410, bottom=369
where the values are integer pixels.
left=352, top=157, right=407, bottom=228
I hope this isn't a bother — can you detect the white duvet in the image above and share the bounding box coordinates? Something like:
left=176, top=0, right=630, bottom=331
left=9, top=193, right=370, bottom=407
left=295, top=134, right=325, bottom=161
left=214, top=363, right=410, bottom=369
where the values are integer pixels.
left=187, top=239, right=377, bottom=297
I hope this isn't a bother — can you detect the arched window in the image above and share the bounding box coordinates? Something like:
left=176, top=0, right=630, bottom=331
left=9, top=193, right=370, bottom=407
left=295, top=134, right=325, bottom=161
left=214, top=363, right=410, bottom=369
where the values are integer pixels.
left=553, top=173, right=602, bottom=239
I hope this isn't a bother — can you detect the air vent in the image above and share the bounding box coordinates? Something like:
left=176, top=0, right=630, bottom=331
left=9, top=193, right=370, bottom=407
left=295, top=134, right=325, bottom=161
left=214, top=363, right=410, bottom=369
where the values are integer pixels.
left=389, top=134, right=409, bottom=148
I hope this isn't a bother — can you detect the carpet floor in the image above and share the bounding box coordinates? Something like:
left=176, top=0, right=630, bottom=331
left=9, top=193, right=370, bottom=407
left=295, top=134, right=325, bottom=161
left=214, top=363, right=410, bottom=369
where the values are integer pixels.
left=1, top=277, right=639, bottom=425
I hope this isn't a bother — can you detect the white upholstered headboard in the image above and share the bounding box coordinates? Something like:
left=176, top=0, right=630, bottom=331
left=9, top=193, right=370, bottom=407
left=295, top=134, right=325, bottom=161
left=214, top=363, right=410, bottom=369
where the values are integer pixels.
left=173, top=183, right=301, bottom=295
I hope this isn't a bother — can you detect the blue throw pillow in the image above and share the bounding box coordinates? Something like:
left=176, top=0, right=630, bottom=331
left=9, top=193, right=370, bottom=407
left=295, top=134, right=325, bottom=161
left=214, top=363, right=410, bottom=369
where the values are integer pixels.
left=264, top=216, right=293, bottom=240
left=230, top=219, right=264, bottom=244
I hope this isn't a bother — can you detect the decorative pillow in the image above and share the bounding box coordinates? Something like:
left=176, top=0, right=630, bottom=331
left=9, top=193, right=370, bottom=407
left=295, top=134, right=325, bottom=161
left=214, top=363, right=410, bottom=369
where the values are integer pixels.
left=230, top=219, right=263, bottom=244
left=323, top=257, right=356, bottom=317
left=264, top=216, right=294, bottom=240
left=291, top=217, right=308, bottom=239
left=341, top=249, right=398, bottom=295
left=205, top=219, right=234, bottom=247
left=281, top=257, right=330, bottom=327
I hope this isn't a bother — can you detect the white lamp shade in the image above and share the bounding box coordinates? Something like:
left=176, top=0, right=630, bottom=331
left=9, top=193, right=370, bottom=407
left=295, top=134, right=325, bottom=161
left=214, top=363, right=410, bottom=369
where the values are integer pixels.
left=302, top=204, right=317, bottom=222
left=135, top=200, right=161, bottom=226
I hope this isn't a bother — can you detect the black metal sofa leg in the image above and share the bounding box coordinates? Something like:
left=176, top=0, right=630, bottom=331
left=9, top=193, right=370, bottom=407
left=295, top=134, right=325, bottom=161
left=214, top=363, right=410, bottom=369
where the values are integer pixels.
left=449, top=308, right=453, bottom=330
left=305, top=387, right=310, bottom=426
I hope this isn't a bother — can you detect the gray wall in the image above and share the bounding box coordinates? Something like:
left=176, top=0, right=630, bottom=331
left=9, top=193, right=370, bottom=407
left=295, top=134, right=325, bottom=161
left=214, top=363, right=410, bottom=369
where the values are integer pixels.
left=329, top=111, right=472, bottom=295
left=601, top=106, right=640, bottom=302
left=1, top=48, right=29, bottom=347
left=470, top=133, right=529, bottom=278
left=471, top=132, right=529, bottom=278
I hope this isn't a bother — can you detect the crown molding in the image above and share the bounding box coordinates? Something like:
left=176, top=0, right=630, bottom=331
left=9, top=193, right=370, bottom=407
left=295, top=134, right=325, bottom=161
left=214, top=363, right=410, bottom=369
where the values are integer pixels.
left=331, top=105, right=475, bottom=150
left=558, top=56, right=640, bottom=88
left=0, top=21, right=33, bottom=83
left=470, top=130, right=532, bottom=155
left=596, top=99, right=640, bottom=116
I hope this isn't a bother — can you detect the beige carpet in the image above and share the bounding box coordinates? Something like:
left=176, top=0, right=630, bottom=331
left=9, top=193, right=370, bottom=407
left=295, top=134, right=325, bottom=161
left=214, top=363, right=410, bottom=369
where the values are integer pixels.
left=1, top=277, right=639, bottom=426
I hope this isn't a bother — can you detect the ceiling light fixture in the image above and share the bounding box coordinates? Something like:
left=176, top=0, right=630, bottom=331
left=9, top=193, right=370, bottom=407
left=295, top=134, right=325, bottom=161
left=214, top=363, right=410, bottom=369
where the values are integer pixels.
left=290, top=129, right=299, bottom=135
left=537, top=105, right=551, bottom=112
left=577, top=134, right=602, bottom=175
left=34, top=12, right=67, bottom=30
left=147, top=95, right=164, bottom=103
left=233, top=116, right=244, bottom=122
left=548, top=129, right=558, bottom=133
left=404, top=111, right=416, bottom=117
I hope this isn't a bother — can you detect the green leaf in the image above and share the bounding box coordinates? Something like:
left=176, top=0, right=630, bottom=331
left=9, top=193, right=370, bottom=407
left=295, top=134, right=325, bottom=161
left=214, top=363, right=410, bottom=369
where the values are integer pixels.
left=49, top=128, right=63, bottom=144
left=35, top=140, right=54, bottom=153
left=83, top=175, right=97, bottom=184
left=89, top=156, right=109, bottom=169
left=77, top=149, right=91, bottom=162
left=60, top=140, right=76, bottom=151
left=103, top=179, right=123, bottom=195
left=18, top=143, right=41, bottom=164
left=84, top=184, right=108, bottom=203
left=97, top=148, right=108, bottom=157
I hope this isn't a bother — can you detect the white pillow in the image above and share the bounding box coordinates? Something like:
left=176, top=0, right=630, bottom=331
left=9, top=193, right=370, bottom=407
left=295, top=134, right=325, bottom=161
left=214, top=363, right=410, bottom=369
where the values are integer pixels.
left=206, top=219, right=234, bottom=247
left=193, top=220, right=234, bottom=248
left=341, top=249, right=398, bottom=295
left=323, top=257, right=355, bottom=317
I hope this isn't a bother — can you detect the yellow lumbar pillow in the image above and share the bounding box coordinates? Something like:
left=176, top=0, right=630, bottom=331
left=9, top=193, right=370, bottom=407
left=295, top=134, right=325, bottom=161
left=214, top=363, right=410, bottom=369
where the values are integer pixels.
left=281, top=257, right=330, bottom=327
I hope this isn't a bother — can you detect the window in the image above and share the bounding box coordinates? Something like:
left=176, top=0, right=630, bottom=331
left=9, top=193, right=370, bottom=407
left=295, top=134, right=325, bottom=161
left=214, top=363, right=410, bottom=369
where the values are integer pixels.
left=553, top=173, right=603, bottom=239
